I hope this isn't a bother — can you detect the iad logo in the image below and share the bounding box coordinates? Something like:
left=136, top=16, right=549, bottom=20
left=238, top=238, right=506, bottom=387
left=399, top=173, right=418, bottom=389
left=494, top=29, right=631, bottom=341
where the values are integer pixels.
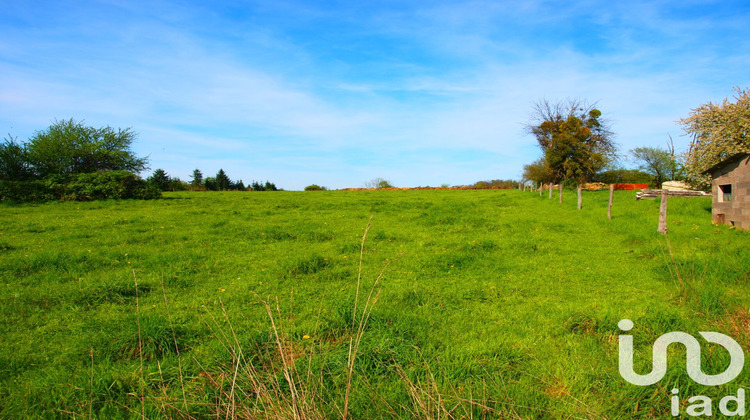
left=618, top=319, right=746, bottom=416
left=618, top=319, right=744, bottom=386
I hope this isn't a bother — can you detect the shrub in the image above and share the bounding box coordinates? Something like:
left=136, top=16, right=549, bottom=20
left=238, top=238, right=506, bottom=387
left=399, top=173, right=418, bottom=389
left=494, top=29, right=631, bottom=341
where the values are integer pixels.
left=471, top=179, right=516, bottom=189
left=168, top=178, right=190, bottom=191
left=47, top=171, right=161, bottom=201
left=304, top=184, right=328, bottom=191
left=0, top=180, right=55, bottom=202
left=364, top=177, right=393, bottom=189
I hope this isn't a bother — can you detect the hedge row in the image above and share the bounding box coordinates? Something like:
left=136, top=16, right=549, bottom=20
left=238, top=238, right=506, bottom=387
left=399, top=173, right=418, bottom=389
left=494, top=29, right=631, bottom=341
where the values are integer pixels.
left=0, top=171, right=161, bottom=203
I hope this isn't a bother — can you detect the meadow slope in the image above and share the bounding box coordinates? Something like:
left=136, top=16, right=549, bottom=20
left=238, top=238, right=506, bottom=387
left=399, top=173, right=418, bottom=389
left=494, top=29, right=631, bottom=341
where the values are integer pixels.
left=1, top=189, right=749, bottom=419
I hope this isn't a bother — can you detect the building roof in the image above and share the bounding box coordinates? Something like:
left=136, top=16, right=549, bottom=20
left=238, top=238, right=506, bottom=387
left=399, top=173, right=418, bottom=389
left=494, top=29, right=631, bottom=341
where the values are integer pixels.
left=702, top=152, right=750, bottom=175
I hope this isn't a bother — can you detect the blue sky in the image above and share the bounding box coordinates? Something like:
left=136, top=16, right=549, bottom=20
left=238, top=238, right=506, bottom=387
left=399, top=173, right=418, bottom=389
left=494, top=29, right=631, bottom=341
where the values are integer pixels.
left=1, top=0, right=749, bottom=190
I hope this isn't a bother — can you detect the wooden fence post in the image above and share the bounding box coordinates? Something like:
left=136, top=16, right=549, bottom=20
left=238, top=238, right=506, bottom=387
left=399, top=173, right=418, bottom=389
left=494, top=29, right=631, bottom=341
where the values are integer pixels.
left=607, top=184, right=614, bottom=220
left=657, top=190, right=668, bottom=234
left=549, top=183, right=553, bottom=199
left=577, top=184, right=582, bottom=210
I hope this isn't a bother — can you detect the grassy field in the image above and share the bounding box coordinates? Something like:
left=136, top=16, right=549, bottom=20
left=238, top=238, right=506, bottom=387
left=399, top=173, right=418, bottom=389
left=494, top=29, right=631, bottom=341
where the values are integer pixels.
left=1, top=189, right=749, bottom=419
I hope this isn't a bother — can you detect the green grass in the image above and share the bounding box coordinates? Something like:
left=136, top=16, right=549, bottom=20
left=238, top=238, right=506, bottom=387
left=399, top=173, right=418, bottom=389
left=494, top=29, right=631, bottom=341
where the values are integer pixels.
left=1, top=189, right=749, bottom=418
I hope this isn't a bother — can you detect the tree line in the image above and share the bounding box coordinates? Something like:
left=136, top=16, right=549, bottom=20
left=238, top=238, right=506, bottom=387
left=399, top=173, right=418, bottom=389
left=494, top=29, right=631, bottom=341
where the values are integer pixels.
left=0, top=119, right=283, bottom=202
left=522, top=88, right=749, bottom=197
left=146, top=168, right=279, bottom=192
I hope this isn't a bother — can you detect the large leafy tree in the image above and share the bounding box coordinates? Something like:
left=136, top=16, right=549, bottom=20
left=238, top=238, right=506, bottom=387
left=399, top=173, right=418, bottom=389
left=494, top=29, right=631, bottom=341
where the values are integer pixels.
left=630, top=146, right=683, bottom=186
left=680, top=87, right=750, bottom=188
left=526, top=99, right=616, bottom=184
left=26, top=118, right=148, bottom=177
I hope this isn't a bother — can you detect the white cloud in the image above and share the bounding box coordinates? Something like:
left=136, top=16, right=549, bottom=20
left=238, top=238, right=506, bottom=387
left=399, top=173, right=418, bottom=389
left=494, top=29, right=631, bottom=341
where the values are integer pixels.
left=1, top=0, right=749, bottom=189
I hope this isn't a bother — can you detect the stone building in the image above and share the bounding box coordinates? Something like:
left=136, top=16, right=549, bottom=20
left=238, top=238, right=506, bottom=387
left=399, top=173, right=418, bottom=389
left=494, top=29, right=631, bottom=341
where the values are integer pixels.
left=704, top=153, right=750, bottom=229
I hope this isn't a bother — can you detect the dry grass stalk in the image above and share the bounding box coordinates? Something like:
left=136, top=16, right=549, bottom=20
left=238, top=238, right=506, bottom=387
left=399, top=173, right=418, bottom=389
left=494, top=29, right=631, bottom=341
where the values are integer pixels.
left=344, top=216, right=392, bottom=419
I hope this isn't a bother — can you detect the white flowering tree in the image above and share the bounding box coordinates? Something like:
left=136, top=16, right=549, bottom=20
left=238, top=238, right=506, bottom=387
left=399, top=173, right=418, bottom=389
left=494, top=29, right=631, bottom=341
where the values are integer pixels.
left=681, top=87, right=750, bottom=188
